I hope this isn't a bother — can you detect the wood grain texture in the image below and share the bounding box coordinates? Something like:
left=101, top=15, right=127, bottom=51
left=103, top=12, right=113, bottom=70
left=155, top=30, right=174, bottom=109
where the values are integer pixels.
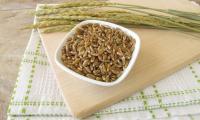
left=39, top=0, right=200, bottom=118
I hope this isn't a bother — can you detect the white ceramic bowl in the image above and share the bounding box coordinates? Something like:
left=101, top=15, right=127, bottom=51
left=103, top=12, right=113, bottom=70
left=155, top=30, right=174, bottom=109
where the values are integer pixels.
left=55, top=20, right=141, bottom=87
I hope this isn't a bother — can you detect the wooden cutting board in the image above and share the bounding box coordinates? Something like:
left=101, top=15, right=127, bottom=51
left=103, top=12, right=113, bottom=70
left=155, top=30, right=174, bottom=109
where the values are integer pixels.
left=39, top=0, right=200, bottom=118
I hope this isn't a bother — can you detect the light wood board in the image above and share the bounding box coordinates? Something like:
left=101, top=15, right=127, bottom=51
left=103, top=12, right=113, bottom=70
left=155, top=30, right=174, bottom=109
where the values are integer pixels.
left=39, top=0, right=200, bottom=118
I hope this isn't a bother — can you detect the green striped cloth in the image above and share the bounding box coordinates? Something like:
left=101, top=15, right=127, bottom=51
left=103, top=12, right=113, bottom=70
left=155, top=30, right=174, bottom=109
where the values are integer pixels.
left=7, top=29, right=200, bottom=120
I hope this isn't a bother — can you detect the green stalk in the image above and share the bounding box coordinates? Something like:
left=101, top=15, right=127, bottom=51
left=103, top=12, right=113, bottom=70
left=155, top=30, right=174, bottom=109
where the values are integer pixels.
left=112, top=6, right=200, bottom=32
left=116, top=4, right=200, bottom=22
left=166, top=9, right=200, bottom=21
left=111, top=3, right=200, bottom=17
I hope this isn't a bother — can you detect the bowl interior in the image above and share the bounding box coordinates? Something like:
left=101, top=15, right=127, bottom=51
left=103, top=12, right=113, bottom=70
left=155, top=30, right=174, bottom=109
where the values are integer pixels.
left=55, top=20, right=141, bottom=86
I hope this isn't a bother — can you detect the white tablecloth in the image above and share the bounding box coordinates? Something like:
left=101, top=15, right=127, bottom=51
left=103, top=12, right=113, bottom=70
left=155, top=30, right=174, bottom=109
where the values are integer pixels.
left=7, top=29, right=200, bottom=119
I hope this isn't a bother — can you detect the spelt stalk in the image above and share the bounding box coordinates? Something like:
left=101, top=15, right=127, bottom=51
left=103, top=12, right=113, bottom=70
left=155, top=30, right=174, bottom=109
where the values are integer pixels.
left=24, top=20, right=76, bottom=29
left=38, top=15, right=162, bottom=28
left=117, top=7, right=200, bottom=32
left=37, top=1, right=200, bottom=23
left=115, top=4, right=200, bottom=22
left=25, top=0, right=200, bottom=34
left=37, top=12, right=183, bottom=30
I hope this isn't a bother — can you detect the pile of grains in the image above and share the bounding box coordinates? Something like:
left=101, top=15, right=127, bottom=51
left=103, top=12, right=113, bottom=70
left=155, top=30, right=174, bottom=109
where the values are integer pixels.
left=61, top=23, right=135, bottom=82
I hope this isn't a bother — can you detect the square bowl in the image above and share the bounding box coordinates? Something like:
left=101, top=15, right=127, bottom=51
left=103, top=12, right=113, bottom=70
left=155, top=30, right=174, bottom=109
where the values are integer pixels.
left=55, top=20, right=141, bottom=87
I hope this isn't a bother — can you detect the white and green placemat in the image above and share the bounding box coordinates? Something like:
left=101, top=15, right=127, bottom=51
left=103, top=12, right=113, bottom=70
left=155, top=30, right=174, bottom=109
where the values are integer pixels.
left=7, top=30, right=200, bottom=119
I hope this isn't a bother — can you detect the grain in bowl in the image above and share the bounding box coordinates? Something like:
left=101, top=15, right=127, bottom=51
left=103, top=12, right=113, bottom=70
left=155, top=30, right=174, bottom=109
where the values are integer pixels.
left=55, top=20, right=141, bottom=86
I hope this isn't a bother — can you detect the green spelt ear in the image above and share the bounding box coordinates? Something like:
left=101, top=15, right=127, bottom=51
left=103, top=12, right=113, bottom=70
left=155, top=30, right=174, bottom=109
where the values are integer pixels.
left=42, top=25, right=74, bottom=33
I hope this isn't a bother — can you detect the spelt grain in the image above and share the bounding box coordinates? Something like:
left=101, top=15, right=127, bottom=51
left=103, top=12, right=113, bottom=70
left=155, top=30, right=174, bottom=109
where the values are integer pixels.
left=61, top=23, right=135, bottom=82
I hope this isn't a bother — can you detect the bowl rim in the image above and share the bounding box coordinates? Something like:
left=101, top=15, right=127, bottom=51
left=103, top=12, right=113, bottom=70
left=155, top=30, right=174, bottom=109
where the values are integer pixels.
left=55, top=20, right=141, bottom=87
